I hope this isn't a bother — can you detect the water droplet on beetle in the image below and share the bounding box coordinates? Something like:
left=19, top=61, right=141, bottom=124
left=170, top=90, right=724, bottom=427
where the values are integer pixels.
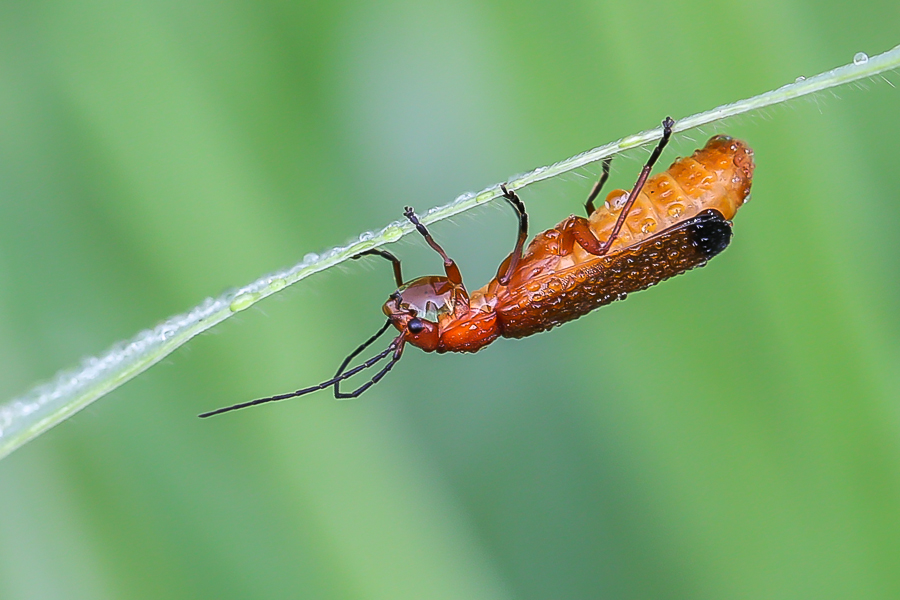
left=610, top=191, right=629, bottom=210
left=667, top=204, right=684, bottom=218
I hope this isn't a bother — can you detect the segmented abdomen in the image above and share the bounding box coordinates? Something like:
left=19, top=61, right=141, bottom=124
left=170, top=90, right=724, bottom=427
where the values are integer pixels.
left=583, top=135, right=753, bottom=258
left=494, top=210, right=733, bottom=338
left=476, top=135, right=754, bottom=339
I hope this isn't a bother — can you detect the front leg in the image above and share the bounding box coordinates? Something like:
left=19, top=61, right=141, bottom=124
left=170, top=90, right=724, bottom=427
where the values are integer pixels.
left=403, top=206, right=463, bottom=287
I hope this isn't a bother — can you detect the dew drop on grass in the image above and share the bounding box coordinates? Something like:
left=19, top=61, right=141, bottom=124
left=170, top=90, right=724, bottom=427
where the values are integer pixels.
left=230, top=293, right=257, bottom=313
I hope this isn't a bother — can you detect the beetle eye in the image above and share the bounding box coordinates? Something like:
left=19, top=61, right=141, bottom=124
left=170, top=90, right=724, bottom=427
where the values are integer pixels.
left=407, top=317, right=425, bottom=334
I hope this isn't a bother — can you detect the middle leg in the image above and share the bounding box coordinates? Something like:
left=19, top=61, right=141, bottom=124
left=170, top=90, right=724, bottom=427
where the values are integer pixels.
left=562, top=117, right=675, bottom=256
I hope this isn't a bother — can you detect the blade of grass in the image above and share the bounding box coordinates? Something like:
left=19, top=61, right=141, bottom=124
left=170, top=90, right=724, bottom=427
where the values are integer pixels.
left=2, top=44, right=899, bottom=460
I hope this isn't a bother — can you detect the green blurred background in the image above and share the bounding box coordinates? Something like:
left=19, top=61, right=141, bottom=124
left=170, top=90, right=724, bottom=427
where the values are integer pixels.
left=2, top=1, right=899, bottom=598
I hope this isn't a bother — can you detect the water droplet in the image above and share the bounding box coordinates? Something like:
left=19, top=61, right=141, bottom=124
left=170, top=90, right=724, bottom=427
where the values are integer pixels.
left=230, top=293, right=257, bottom=313
left=303, top=252, right=320, bottom=263
left=640, top=218, right=657, bottom=234
left=358, top=231, right=375, bottom=242
left=619, top=135, right=643, bottom=149
left=382, top=224, right=404, bottom=243
left=267, top=278, right=287, bottom=293
left=853, top=52, right=868, bottom=65
left=794, top=75, right=806, bottom=82
left=611, top=191, right=629, bottom=209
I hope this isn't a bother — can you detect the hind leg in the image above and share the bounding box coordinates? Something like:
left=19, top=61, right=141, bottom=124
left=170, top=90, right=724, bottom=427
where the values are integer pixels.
left=495, top=184, right=529, bottom=285
left=564, top=117, right=675, bottom=256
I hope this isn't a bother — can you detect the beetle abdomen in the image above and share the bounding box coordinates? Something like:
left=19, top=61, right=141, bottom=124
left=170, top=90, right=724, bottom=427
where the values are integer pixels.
left=494, top=210, right=731, bottom=338
left=582, top=136, right=753, bottom=258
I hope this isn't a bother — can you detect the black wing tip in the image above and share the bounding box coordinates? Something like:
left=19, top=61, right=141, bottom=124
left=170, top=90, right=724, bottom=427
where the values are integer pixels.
left=687, top=209, right=732, bottom=259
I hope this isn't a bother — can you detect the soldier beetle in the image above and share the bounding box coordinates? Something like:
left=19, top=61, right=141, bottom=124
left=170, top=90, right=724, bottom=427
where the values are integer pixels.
left=200, top=118, right=754, bottom=417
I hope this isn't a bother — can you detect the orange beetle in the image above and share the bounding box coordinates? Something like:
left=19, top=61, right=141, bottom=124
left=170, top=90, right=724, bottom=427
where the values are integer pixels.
left=201, top=118, right=754, bottom=417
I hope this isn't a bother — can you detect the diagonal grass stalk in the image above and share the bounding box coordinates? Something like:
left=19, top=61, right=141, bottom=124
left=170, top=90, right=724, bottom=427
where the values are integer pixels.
left=2, top=44, right=899, bottom=460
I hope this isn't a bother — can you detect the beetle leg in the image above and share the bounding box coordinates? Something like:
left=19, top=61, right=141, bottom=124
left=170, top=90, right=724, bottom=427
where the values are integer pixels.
left=557, top=215, right=605, bottom=255
left=352, top=249, right=404, bottom=287
left=496, top=184, right=529, bottom=286
left=567, top=117, right=675, bottom=256
left=584, top=157, right=612, bottom=215
left=403, top=206, right=464, bottom=286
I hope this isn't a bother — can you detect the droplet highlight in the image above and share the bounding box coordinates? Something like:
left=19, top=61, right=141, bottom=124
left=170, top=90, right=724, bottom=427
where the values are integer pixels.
left=619, top=135, right=643, bottom=149
left=230, top=293, right=258, bottom=313
left=853, top=52, right=868, bottom=65
left=267, top=278, right=287, bottom=293
left=609, top=191, right=629, bottom=210
left=382, top=224, right=404, bottom=243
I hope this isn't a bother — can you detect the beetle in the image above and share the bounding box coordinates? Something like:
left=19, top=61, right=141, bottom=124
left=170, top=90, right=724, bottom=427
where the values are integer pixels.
left=200, top=118, right=754, bottom=417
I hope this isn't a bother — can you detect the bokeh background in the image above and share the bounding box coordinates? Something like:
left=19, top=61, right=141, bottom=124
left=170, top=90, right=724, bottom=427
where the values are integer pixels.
left=2, top=1, right=899, bottom=598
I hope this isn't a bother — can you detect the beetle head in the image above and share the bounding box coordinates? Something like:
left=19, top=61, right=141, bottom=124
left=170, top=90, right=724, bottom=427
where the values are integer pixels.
left=382, top=275, right=464, bottom=351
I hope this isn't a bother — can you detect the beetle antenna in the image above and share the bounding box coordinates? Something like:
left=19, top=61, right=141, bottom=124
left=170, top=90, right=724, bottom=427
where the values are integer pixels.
left=199, top=319, right=402, bottom=417
left=335, top=337, right=405, bottom=398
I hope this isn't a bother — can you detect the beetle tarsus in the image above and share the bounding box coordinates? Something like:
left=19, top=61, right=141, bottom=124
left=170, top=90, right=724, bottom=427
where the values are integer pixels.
left=584, top=157, right=613, bottom=215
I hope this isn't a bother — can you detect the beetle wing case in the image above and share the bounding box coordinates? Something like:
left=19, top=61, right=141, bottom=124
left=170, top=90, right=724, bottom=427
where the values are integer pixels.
left=493, top=210, right=732, bottom=338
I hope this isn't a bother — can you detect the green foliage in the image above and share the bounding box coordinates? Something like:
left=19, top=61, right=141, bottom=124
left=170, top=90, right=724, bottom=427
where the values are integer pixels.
left=1, top=1, right=899, bottom=598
